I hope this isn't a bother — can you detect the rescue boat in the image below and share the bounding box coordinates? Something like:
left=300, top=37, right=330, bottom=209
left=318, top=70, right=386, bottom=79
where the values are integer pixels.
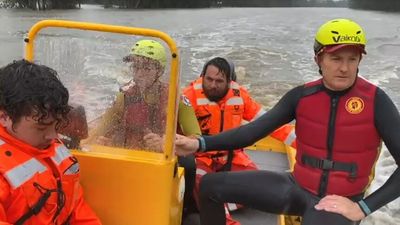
left=24, top=20, right=299, bottom=225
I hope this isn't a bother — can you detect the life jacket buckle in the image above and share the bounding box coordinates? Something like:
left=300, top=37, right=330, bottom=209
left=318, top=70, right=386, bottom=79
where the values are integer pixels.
left=319, top=159, right=334, bottom=170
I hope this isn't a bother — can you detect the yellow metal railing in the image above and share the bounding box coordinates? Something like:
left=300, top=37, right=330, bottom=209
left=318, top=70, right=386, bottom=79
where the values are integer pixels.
left=24, top=20, right=179, bottom=161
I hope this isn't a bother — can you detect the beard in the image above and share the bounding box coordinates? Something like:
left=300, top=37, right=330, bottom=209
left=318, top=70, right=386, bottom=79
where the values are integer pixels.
left=203, top=84, right=229, bottom=102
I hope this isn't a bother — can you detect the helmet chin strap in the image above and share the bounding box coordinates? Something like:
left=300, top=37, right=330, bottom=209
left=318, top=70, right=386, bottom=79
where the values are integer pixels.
left=314, top=55, right=323, bottom=76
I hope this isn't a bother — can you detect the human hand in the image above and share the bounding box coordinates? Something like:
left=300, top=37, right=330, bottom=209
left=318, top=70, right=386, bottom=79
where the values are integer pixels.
left=174, top=134, right=199, bottom=156
left=143, top=132, right=164, bottom=152
left=96, top=136, right=113, bottom=146
left=314, top=194, right=366, bottom=221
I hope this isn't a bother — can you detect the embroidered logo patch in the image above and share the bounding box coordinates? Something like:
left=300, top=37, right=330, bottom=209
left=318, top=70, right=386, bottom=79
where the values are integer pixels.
left=345, top=97, right=364, bottom=114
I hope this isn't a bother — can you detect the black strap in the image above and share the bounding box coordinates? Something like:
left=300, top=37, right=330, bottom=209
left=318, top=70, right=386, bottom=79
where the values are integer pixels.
left=16, top=180, right=66, bottom=225
left=301, top=84, right=323, bottom=97
left=52, top=180, right=66, bottom=222
left=217, top=150, right=234, bottom=172
left=15, top=190, right=52, bottom=225
left=301, top=154, right=358, bottom=178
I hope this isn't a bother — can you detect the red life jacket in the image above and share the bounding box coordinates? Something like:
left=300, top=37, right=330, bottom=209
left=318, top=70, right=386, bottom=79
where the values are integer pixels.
left=294, top=77, right=380, bottom=196
left=0, top=127, right=81, bottom=224
left=121, top=82, right=167, bottom=149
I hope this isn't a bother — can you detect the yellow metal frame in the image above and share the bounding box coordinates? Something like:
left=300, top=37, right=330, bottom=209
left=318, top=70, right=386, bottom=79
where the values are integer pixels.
left=24, top=20, right=183, bottom=225
left=246, top=136, right=287, bottom=154
left=24, top=19, right=178, bottom=161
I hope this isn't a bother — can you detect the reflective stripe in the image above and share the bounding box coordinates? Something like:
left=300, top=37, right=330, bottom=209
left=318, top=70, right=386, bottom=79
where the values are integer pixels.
left=0, top=139, right=4, bottom=145
left=227, top=203, right=238, bottom=211
left=252, top=109, right=266, bottom=121
left=197, top=98, right=217, bottom=106
left=226, top=97, right=244, bottom=106
left=196, top=168, right=207, bottom=176
left=230, top=82, right=240, bottom=89
left=64, top=162, right=80, bottom=175
left=52, top=145, right=71, bottom=165
left=224, top=206, right=230, bottom=215
left=284, top=130, right=296, bottom=146
left=194, top=83, right=202, bottom=90
left=4, top=158, right=47, bottom=189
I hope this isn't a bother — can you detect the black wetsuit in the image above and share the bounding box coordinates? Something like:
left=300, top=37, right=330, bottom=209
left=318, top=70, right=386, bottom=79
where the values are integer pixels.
left=199, top=84, right=400, bottom=225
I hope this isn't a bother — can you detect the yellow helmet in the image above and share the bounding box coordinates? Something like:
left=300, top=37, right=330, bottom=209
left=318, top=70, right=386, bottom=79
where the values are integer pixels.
left=314, top=18, right=367, bottom=55
left=130, top=40, right=167, bottom=67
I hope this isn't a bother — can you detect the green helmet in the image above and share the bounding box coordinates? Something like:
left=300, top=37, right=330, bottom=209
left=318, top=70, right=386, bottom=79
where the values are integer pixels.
left=314, top=18, right=367, bottom=55
left=130, top=40, right=167, bottom=67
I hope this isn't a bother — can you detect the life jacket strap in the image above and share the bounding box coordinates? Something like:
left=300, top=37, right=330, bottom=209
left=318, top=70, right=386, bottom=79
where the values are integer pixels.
left=301, top=154, right=358, bottom=178
left=15, top=188, right=52, bottom=225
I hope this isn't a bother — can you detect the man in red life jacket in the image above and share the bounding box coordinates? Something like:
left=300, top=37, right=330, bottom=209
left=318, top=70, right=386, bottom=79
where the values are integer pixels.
left=0, top=60, right=101, bottom=225
left=175, top=18, right=400, bottom=225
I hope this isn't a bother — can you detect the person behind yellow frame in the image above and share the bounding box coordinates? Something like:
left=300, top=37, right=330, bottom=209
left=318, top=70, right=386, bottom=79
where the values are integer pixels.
left=88, top=39, right=201, bottom=217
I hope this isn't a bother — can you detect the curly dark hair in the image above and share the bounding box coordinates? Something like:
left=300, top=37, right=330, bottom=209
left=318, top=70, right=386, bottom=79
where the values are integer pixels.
left=0, top=59, right=70, bottom=130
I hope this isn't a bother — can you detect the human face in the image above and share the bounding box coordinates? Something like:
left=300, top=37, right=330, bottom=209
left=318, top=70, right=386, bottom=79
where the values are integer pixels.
left=1, top=112, right=58, bottom=149
left=202, top=65, right=229, bottom=102
left=318, top=48, right=361, bottom=91
left=130, top=56, right=163, bottom=88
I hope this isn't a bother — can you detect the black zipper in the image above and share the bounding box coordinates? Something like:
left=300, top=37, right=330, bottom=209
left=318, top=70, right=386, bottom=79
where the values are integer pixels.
left=220, top=110, right=224, bottom=132
left=318, top=95, right=339, bottom=197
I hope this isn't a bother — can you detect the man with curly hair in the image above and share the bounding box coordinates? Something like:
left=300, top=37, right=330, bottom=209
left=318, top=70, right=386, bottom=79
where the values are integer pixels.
left=0, top=60, right=101, bottom=225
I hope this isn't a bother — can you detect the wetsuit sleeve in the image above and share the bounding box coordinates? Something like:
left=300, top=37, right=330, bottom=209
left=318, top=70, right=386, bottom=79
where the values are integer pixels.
left=69, top=184, right=102, bottom=225
left=240, top=87, right=266, bottom=121
left=178, top=96, right=201, bottom=136
left=0, top=177, right=12, bottom=225
left=362, top=88, right=400, bottom=214
left=203, top=85, right=303, bottom=150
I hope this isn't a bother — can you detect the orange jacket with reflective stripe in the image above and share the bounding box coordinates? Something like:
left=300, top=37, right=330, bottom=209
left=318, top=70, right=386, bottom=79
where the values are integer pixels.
left=0, top=127, right=101, bottom=225
left=183, top=78, right=265, bottom=166
left=270, top=124, right=297, bottom=149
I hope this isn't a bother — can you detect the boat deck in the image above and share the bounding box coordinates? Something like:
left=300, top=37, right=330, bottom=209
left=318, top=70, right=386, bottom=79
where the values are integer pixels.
left=182, top=150, right=289, bottom=225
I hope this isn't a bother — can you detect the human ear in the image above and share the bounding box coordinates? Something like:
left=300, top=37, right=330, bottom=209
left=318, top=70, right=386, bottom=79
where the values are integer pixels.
left=0, top=110, right=12, bottom=127
left=314, top=56, right=323, bottom=76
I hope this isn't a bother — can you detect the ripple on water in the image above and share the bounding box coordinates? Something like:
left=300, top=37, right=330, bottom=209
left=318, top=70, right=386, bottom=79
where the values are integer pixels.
left=376, top=43, right=400, bottom=56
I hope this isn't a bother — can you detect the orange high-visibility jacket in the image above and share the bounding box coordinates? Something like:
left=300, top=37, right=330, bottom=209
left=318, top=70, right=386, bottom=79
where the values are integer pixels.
left=270, top=124, right=297, bottom=149
left=0, top=127, right=101, bottom=225
left=183, top=78, right=266, bottom=166
left=184, top=78, right=297, bottom=166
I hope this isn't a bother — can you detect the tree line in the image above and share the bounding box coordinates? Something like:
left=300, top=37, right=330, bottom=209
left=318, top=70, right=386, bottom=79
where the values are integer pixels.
left=89, top=0, right=213, bottom=8
left=88, top=0, right=347, bottom=8
left=348, top=0, right=400, bottom=11
left=3, top=0, right=81, bottom=9
left=2, top=0, right=349, bottom=9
